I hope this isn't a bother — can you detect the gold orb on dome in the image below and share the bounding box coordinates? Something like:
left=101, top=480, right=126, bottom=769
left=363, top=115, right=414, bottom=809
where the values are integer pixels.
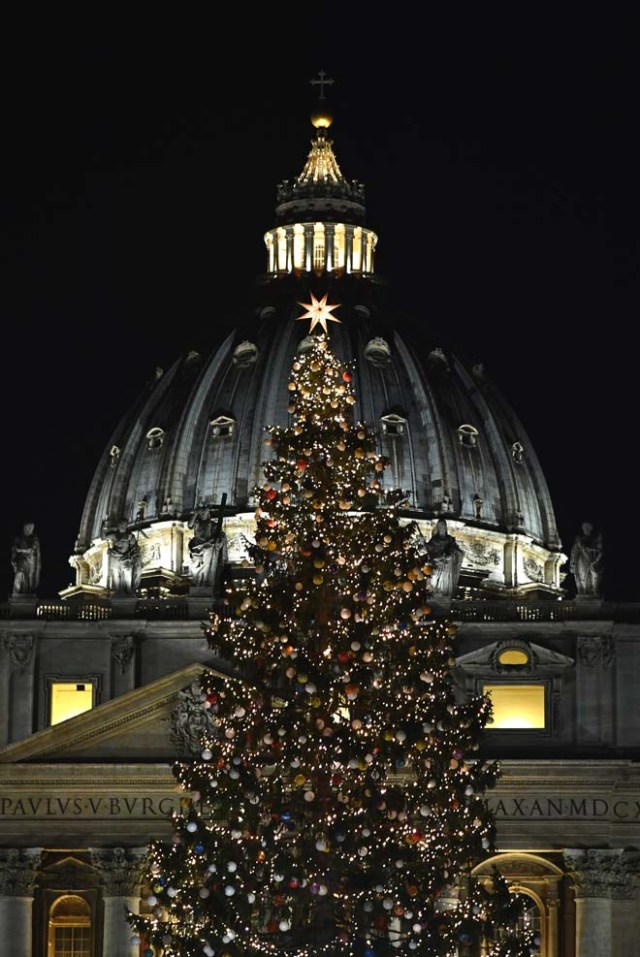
left=311, top=109, right=333, bottom=129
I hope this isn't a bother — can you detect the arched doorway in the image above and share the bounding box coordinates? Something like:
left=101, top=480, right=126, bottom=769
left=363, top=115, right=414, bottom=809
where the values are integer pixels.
left=472, top=852, right=564, bottom=957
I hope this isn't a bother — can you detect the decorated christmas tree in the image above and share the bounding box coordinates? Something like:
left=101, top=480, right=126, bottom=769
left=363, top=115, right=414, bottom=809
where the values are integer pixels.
left=129, top=309, right=533, bottom=956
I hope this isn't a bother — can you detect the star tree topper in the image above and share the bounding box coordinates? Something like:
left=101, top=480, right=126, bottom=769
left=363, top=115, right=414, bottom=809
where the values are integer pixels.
left=297, top=292, right=341, bottom=334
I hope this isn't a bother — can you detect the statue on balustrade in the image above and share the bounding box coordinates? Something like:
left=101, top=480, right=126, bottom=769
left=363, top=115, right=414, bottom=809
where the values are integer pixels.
left=570, top=521, right=603, bottom=598
left=108, top=519, right=142, bottom=595
left=10, top=522, right=41, bottom=595
left=188, top=498, right=228, bottom=597
left=425, top=518, right=464, bottom=598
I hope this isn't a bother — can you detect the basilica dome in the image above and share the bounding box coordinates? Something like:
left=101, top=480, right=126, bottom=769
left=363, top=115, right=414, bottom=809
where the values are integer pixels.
left=67, top=113, right=564, bottom=601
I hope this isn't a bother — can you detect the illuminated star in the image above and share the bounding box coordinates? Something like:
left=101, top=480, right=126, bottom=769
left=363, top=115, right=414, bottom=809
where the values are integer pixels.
left=297, top=293, right=341, bottom=334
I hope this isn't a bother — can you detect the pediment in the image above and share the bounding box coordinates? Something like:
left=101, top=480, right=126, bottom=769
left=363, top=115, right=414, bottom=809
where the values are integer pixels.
left=456, top=640, right=574, bottom=675
left=0, top=663, right=224, bottom=763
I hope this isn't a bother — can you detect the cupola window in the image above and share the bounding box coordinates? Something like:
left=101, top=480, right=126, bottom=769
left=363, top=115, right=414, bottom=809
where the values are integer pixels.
left=210, top=415, right=236, bottom=438
left=146, top=427, right=165, bottom=451
left=109, top=445, right=120, bottom=468
left=381, top=413, right=406, bottom=437
left=457, top=423, right=479, bottom=448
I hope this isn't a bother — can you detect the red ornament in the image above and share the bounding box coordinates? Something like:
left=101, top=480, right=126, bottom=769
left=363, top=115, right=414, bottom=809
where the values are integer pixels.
left=266, top=489, right=277, bottom=500
left=296, top=459, right=308, bottom=470
left=342, top=371, right=352, bottom=382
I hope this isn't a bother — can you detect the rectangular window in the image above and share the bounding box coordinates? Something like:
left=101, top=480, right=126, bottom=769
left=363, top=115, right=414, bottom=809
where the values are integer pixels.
left=483, top=684, right=545, bottom=729
left=50, top=682, right=95, bottom=726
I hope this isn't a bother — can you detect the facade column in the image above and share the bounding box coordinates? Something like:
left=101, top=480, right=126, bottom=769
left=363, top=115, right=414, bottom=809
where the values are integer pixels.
left=91, top=846, right=146, bottom=957
left=0, top=848, right=41, bottom=957
left=303, top=224, right=313, bottom=272
left=564, top=849, right=640, bottom=957
left=325, top=223, right=335, bottom=272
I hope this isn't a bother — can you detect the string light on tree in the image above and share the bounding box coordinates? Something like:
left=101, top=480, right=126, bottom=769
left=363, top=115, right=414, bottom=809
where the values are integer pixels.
left=128, top=331, right=534, bottom=957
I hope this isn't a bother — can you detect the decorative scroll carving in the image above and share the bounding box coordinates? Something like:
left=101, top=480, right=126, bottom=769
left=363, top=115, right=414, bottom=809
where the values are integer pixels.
left=90, top=847, right=146, bottom=896
left=465, top=541, right=500, bottom=568
left=169, top=679, right=217, bottom=756
left=524, top=558, right=544, bottom=583
left=564, top=849, right=640, bottom=900
left=110, top=635, right=136, bottom=674
left=3, top=634, right=35, bottom=673
left=0, top=848, right=41, bottom=896
left=577, top=635, right=615, bottom=671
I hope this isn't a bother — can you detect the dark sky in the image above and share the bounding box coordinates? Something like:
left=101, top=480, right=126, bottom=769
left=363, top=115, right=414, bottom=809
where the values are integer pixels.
left=1, top=15, right=638, bottom=600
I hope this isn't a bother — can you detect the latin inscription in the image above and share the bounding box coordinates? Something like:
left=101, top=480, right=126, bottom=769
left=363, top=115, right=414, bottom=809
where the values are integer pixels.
left=0, top=795, right=180, bottom=818
left=487, top=796, right=640, bottom=820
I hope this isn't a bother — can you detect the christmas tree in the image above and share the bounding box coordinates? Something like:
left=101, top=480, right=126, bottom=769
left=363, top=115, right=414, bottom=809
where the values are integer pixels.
left=129, top=319, right=533, bottom=957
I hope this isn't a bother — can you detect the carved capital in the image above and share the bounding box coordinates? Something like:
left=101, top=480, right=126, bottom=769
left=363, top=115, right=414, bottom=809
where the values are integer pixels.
left=565, top=849, right=640, bottom=900
left=0, top=848, right=41, bottom=896
left=90, top=847, right=146, bottom=896
left=2, top=634, right=35, bottom=673
left=110, top=634, right=136, bottom=674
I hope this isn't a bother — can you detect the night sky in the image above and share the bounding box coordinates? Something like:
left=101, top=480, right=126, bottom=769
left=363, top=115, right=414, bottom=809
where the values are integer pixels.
left=2, top=15, right=637, bottom=600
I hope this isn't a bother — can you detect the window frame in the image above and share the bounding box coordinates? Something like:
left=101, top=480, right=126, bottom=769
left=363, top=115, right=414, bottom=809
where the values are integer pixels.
left=45, top=675, right=102, bottom=728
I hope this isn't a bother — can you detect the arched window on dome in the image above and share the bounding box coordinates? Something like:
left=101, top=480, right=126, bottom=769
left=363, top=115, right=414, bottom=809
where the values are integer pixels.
left=109, top=445, right=120, bottom=468
left=457, top=423, right=479, bottom=448
left=380, top=413, right=406, bottom=437
left=146, top=427, right=165, bottom=451
left=48, top=894, right=92, bottom=957
left=210, top=415, right=236, bottom=439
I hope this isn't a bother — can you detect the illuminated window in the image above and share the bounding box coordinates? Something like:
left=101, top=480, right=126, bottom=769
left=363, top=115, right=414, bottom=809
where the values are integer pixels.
left=146, top=427, right=165, bottom=451
left=483, top=684, right=545, bottom=729
left=313, top=223, right=325, bottom=272
left=497, top=647, right=529, bottom=666
left=109, top=445, right=120, bottom=469
left=333, top=224, right=345, bottom=270
left=50, top=682, right=95, bottom=726
left=512, top=441, right=525, bottom=464
left=293, top=224, right=305, bottom=271
left=457, top=423, right=479, bottom=448
left=49, top=895, right=92, bottom=957
left=352, top=226, right=362, bottom=271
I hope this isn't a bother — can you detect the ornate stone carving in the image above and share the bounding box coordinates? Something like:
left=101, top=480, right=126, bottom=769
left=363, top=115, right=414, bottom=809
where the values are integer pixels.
left=564, top=849, right=640, bottom=900
left=169, top=679, right=217, bottom=756
left=364, top=337, right=391, bottom=367
left=111, top=635, right=136, bottom=674
left=465, top=541, right=500, bottom=568
left=524, top=557, right=544, bottom=583
left=232, top=340, right=258, bottom=368
left=0, top=848, right=41, bottom=896
left=577, top=635, right=614, bottom=671
left=424, top=519, right=464, bottom=598
left=90, top=847, right=147, bottom=896
left=3, top=634, right=35, bottom=673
